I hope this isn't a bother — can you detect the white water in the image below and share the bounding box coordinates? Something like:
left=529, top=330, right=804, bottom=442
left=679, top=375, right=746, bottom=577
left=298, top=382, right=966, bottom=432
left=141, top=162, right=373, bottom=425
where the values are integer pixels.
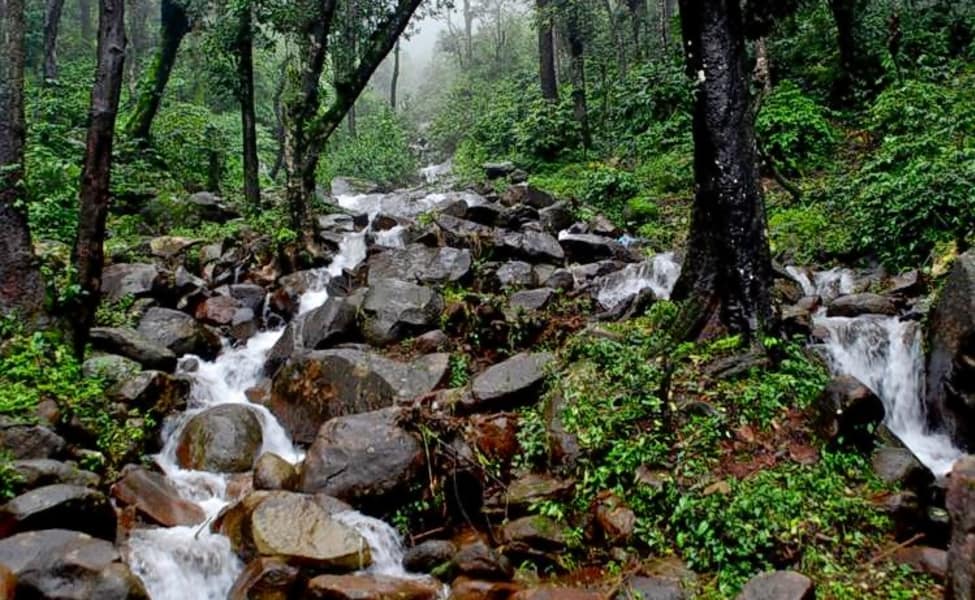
left=789, top=267, right=963, bottom=475
left=126, top=188, right=461, bottom=599
left=596, top=252, right=681, bottom=310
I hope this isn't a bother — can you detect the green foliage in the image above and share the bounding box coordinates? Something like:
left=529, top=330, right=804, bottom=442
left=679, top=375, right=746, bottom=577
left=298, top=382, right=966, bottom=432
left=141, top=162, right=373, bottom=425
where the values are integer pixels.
left=0, top=453, right=23, bottom=501
left=768, top=201, right=855, bottom=266
left=319, top=107, right=419, bottom=188
left=448, top=353, right=470, bottom=388
left=757, top=81, right=837, bottom=175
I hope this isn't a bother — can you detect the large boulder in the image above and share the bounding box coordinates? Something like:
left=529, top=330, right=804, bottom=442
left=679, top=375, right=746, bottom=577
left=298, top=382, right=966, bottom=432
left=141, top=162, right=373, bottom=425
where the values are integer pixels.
left=101, top=263, right=163, bottom=303
left=228, top=558, right=299, bottom=600
left=464, top=352, right=555, bottom=413
left=813, top=375, right=885, bottom=449
left=826, top=293, right=897, bottom=317
left=265, top=297, right=359, bottom=375
left=269, top=350, right=447, bottom=444
left=253, top=453, right=299, bottom=491
left=361, top=279, right=443, bottom=346
left=89, top=327, right=178, bottom=371
left=558, top=233, right=624, bottom=264
left=175, top=404, right=263, bottom=473
left=82, top=353, right=142, bottom=387
left=183, top=191, right=240, bottom=223
left=9, top=459, right=99, bottom=493
left=137, top=307, right=221, bottom=359
left=499, top=232, right=564, bottom=263
left=0, top=484, right=116, bottom=540
left=304, top=575, right=440, bottom=600
left=736, top=571, right=814, bottom=600
left=367, top=244, right=472, bottom=285
left=925, top=250, right=975, bottom=451
left=108, top=370, right=190, bottom=416
left=110, top=466, right=205, bottom=527
left=300, top=408, right=424, bottom=508
left=0, top=424, right=65, bottom=460
left=0, top=529, right=147, bottom=599
left=947, top=456, right=975, bottom=599
left=496, top=261, right=537, bottom=289
left=403, top=540, right=457, bottom=574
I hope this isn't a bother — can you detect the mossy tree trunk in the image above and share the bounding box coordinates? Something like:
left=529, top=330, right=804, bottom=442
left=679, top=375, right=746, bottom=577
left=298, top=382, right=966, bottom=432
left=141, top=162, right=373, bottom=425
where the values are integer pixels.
left=42, top=0, right=65, bottom=81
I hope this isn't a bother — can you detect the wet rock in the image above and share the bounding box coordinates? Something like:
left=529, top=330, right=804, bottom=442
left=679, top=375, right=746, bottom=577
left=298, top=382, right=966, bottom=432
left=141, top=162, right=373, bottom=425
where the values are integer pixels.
left=450, top=577, right=523, bottom=600
left=83, top=353, right=142, bottom=386
left=0, top=424, right=65, bottom=460
left=305, top=574, right=439, bottom=600
left=453, top=541, right=513, bottom=581
left=0, top=484, right=116, bottom=540
left=89, top=327, right=178, bottom=371
left=228, top=557, right=299, bottom=600
left=872, top=447, right=933, bottom=491
left=499, top=205, right=539, bottom=230
left=466, top=202, right=503, bottom=226
left=195, top=295, right=247, bottom=326
left=736, top=571, right=814, bottom=600
left=111, top=465, right=205, bottom=527
left=250, top=494, right=370, bottom=570
left=300, top=408, right=424, bottom=508
left=780, top=304, right=813, bottom=338
left=570, top=260, right=626, bottom=286
left=594, top=492, right=636, bottom=545
left=367, top=244, right=473, bottom=285
left=253, top=453, right=299, bottom=491
left=318, top=213, right=358, bottom=233
left=543, top=268, right=574, bottom=292
left=403, top=540, right=457, bottom=574
left=0, top=529, right=147, bottom=599
left=10, top=459, right=99, bottom=492
left=465, top=352, right=554, bottom=413
left=467, top=413, right=521, bottom=474
left=484, top=162, right=516, bottom=180
left=175, top=404, right=263, bottom=473
left=265, top=297, right=359, bottom=375
left=500, top=232, right=564, bottom=263
left=502, top=516, right=567, bottom=551
left=814, top=375, right=885, bottom=449
left=826, top=293, right=897, bottom=317
left=888, top=269, right=925, bottom=297
left=361, top=279, right=444, bottom=346
left=510, top=588, right=602, bottom=600
left=432, top=215, right=498, bottom=250
left=497, top=261, right=537, bottom=289
left=925, top=249, right=975, bottom=451
left=101, top=263, right=163, bottom=302
left=183, top=191, right=240, bottom=223
left=613, top=575, right=684, bottom=600
left=544, top=391, right=581, bottom=469
left=149, top=236, right=201, bottom=259
left=509, top=288, right=555, bottom=312
left=137, top=307, right=221, bottom=359
left=496, top=474, right=574, bottom=514
left=946, top=456, right=975, bottom=599
left=109, top=370, right=190, bottom=416
left=414, top=329, right=449, bottom=354
left=539, top=203, right=574, bottom=235
left=331, top=176, right=382, bottom=197
left=502, top=183, right=556, bottom=209
left=269, top=349, right=447, bottom=444
left=894, top=546, right=947, bottom=581
left=558, top=233, right=624, bottom=263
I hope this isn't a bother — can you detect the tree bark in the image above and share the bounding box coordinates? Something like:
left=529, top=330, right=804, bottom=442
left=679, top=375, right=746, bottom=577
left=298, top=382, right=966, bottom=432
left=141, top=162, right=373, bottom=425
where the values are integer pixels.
left=236, top=5, right=260, bottom=207
left=565, top=5, right=590, bottom=149
left=390, top=40, right=400, bottom=110
left=463, top=0, right=473, bottom=65
left=124, top=0, right=188, bottom=141
left=42, top=0, right=65, bottom=81
left=270, top=63, right=286, bottom=181
left=659, top=0, right=670, bottom=48
left=125, top=0, right=151, bottom=92
left=537, top=0, right=557, bottom=100
left=827, top=0, right=876, bottom=102
left=672, top=0, right=773, bottom=341
left=1, top=0, right=46, bottom=324
left=79, top=0, right=93, bottom=42
left=72, top=0, right=126, bottom=354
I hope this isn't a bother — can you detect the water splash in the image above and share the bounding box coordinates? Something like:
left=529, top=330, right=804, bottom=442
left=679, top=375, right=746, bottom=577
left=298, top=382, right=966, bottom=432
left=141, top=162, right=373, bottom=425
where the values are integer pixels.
left=595, top=252, right=681, bottom=310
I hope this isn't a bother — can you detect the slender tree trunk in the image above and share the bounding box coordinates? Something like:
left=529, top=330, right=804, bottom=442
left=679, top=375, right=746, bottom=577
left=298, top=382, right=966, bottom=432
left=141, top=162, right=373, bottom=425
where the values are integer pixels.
left=347, top=104, right=357, bottom=137
left=390, top=40, right=400, bottom=110
left=537, top=0, right=557, bottom=100
left=753, top=36, right=772, bottom=98
left=463, top=0, right=473, bottom=65
left=627, top=0, right=645, bottom=59
left=79, top=0, right=93, bottom=41
left=828, top=0, right=877, bottom=102
left=672, top=0, right=773, bottom=341
left=125, top=0, right=151, bottom=92
left=42, top=0, right=65, bottom=81
left=124, top=0, right=188, bottom=141
left=236, top=5, right=260, bottom=206
left=659, top=0, right=670, bottom=48
left=270, top=64, right=286, bottom=181
left=565, top=6, right=590, bottom=149
left=72, top=0, right=126, bottom=354
left=1, top=0, right=46, bottom=324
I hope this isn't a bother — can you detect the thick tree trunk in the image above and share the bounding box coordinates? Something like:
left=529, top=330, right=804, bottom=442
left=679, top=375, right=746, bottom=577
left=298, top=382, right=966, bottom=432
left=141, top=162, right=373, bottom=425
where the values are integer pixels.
left=72, top=0, right=126, bottom=354
left=828, top=0, right=877, bottom=102
left=236, top=6, right=260, bottom=206
left=1, top=0, right=46, bottom=323
left=124, top=0, right=188, bottom=141
left=42, top=0, right=65, bottom=81
left=537, top=0, right=557, bottom=100
left=565, top=7, right=590, bottom=149
left=390, top=40, right=399, bottom=110
left=79, top=0, right=93, bottom=41
left=672, top=0, right=773, bottom=341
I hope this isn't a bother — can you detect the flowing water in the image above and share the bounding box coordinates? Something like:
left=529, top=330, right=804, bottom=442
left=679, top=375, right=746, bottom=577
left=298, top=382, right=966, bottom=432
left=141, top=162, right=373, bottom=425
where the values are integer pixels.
left=126, top=190, right=466, bottom=599
left=595, top=252, right=681, bottom=310
left=787, top=267, right=963, bottom=475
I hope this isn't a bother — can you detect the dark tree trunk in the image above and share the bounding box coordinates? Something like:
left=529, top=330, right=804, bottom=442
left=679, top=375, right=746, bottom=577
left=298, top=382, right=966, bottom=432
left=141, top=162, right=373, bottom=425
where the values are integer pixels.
left=659, top=0, right=670, bottom=48
left=124, top=0, right=188, bottom=141
left=42, top=0, right=65, bottom=81
left=72, top=0, right=126, bottom=354
left=236, top=5, right=260, bottom=206
left=537, top=0, right=557, bottom=100
left=672, top=0, right=773, bottom=341
left=270, top=64, right=286, bottom=181
left=565, top=6, right=590, bottom=149
left=463, top=0, right=472, bottom=65
left=79, top=0, right=93, bottom=41
left=125, top=0, right=151, bottom=92
left=390, top=40, right=399, bottom=110
left=627, top=0, right=646, bottom=59
left=1, top=0, right=46, bottom=324
left=828, top=0, right=877, bottom=102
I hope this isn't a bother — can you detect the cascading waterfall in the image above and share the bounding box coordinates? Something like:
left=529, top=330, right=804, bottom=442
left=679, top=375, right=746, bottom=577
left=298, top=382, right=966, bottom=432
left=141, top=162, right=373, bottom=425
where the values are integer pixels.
left=595, top=252, right=681, bottom=310
left=788, top=267, right=963, bottom=476
left=126, top=190, right=464, bottom=599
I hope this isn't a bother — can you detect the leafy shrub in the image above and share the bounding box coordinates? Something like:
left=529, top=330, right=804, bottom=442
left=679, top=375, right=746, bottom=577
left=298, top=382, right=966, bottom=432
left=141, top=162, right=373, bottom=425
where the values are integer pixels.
left=768, top=201, right=856, bottom=264
left=513, top=97, right=582, bottom=162
left=319, top=108, right=418, bottom=188
left=756, top=81, right=837, bottom=175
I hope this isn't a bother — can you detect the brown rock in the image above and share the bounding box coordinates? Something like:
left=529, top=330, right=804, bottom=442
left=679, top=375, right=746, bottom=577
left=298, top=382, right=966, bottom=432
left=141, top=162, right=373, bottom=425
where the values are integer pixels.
left=228, top=558, right=299, bottom=600
left=111, top=466, right=205, bottom=527
left=736, top=571, right=814, bottom=600
left=449, top=577, right=522, bottom=600
left=195, top=295, right=243, bottom=325
left=510, top=589, right=603, bottom=600
left=0, top=564, right=14, bottom=600
left=947, top=456, right=975, bottom=599
left=467, top=413, right=520, bottom=474
left=305, top=574, right=440, bottom=600
left=894, top=546, right=947, bottom=581
left=594, top=492, right=636, bottom=545
left=253, top=453, right=298, bottom=491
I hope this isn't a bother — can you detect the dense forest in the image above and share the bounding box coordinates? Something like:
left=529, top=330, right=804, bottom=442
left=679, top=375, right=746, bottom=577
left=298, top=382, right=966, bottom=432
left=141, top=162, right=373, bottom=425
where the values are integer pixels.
left=0, top=0, right=974, bottom=597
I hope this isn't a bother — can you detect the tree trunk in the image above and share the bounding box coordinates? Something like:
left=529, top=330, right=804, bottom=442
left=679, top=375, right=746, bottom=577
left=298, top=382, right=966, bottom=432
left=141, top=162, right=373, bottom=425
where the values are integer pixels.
left=537, top=0, right=557, bottom=100
left=565, top=6, right=590, bottom=149
left=627, top=0, right=646, bottom=59
left=125, top=0, right=151, bottom=92
left=124, top=0, right=188, bottom=141
left=270, top=64, right=286, bottom=181
left=79, top=0, right=93, bottom=42
left=659, top=0, right=670, bottom=48
left=390, top=40, right=399, bottom=109
left=42, top=0, right=65, bottom=81
left=753, top=36, right=771, bottom=98
left=236, top=5, right=260, bottom=206
left=463, top=0, right=472, bottom=65
left=672, top=0, right=773, bottom=341
left=1, top=0, right=46, bottom=324
left=828, top=0, right=876, bottom=102
left=72, top=0, right=125, bottom=354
